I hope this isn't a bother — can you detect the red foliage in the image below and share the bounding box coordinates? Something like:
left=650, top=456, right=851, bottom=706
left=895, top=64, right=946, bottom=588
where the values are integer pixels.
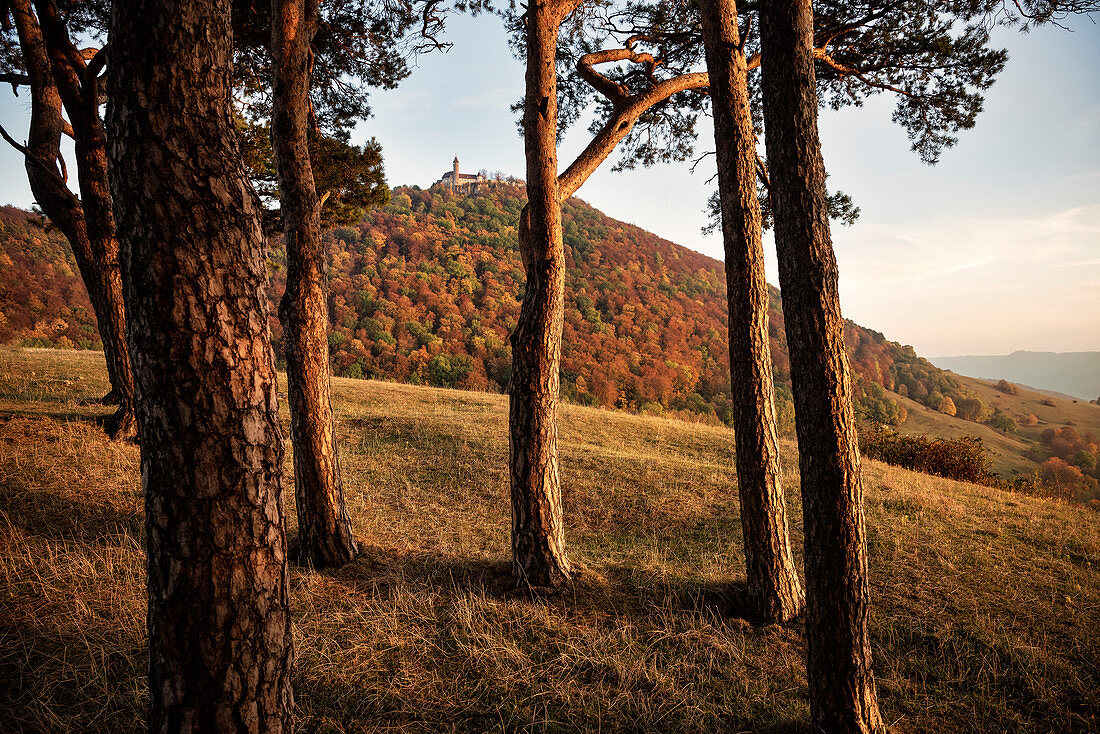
left=0, top=186, right=957, bottom=423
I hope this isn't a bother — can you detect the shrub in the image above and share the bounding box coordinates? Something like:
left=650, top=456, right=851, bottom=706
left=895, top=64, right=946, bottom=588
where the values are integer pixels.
left=995, top=379, right=1019, bottom=396
left=1073, top=450, right=1097, bottom=474
left=860, top=426, right=991, bottom=484
left=986, top=407, right=1017, bottom=434
left=954, top=396, right=986, bottom=422
left=1039, top=458, right=1099, bottom=502
left=938, top=396, right=957, bottom=417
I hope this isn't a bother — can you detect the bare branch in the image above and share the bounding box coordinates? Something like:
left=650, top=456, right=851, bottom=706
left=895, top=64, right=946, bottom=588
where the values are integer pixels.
left=0, top=72, right=32, bottom=91
left=0, top=121, right=32, bottom=156
left=0, top=120, right=69, bottom=184
left=689, top=150, right=715, bottom=174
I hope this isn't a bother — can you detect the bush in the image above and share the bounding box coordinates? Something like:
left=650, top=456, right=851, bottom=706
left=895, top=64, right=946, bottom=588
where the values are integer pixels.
left=985, top=407, right=1017, bottom=434
left=995, top=379, right=1019, bottom=396
left=1073, top=450, right=1097, bottom=474
left=860, top=426, right=991, bottom=484
left=954, top=396, right=986, bottom=422
left=1038, top=458, right=1099, bottom=502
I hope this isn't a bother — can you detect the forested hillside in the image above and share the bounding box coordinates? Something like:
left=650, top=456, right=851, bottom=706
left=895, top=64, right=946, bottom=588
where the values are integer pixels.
left=0, top=184, right=977, bottom=427
left=0, top=206, right=98, bottom=350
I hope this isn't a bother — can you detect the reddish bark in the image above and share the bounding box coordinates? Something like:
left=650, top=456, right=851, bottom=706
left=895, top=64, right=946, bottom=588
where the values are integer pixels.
left=698, top=0, right=805, bottom=624
left=272, top=0, right=358, bottom=568
left=759, top=0, right=886, bottom=728
left=107, top=0, right=295, bottom=728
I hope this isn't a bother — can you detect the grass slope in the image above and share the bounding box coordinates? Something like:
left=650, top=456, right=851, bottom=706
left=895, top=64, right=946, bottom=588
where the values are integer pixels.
left=887, top=373, right=1100, bottom=478
left=1, top=347, right=1097, bottom=733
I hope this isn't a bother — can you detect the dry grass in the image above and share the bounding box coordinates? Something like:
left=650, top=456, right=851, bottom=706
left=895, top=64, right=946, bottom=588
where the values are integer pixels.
left=1, top=347, right=1097, bottom=733
left=891, top=373, right=1100, bottom=477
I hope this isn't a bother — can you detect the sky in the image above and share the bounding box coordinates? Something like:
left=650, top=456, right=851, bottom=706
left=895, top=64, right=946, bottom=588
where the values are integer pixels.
left=1, top=12, right=1098, bottom=358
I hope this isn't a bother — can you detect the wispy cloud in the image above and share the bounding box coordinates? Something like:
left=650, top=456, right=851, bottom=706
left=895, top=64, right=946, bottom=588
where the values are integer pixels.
left=1066, top=104, right=1100, bottom=141
left=831, top=205, right=1100, bottom=354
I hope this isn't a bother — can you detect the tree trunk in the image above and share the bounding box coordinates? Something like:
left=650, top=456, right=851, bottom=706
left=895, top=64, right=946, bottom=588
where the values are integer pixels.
left=758, top=0, right=885, bottom=730
left=509, top=0, right=579, bottom=589
left=106, top=0, right=294, bottom=730
left=8, top=0, right=134, bottom=438
left=271, top=0, right=358, bottom=568
left=34, top=0, right=136, bottom=439
left=697, top=0, right=805, bottom=625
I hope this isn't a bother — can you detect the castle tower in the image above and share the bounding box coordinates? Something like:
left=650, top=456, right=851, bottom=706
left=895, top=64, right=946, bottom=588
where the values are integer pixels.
left=452, top=156, right=460, bottom=188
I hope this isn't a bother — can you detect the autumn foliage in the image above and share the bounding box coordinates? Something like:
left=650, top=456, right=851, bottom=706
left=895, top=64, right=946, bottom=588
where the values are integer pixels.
left=0, top=208, right=99, bottom=349
left=0, top=187, right=975, bottom=426
left=859, top=426, right=991, bottom=484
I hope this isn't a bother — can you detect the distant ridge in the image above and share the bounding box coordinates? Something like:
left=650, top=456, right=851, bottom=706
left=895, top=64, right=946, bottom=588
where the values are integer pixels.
left=930, top=350, right=1100, bottom=401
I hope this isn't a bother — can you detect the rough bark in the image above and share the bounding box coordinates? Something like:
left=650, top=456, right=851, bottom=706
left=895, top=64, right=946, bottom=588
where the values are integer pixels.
left=698, top=0, right=805, bottom=625
left=7, top=0, right=134, bottom=438
left=272, top=0, right=358, bottom=568
left=509, top=0, right=581, bottom=590
left=7, top=0, right=81, bottom=241
left=758, top=0, right=885, bottom=729
left=34, top=0, right=135, bottom=439
left=106, top=0, right=294, bottom=730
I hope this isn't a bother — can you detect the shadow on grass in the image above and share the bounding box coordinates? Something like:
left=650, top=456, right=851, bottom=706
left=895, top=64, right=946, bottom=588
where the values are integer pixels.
left=0, top=405, right=111, bottom=426
left=301, top=543, right=813, bottom=734
left=0, top=478, right=143, bottom=545
left=0, top=621, right=148, bottom=734
left=328, top=541, right=799, bottom=633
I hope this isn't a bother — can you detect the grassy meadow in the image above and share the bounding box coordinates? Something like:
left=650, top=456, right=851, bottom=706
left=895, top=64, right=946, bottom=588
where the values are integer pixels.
left=0, top=347, right=1097, bottom=733
left=889, top=372, right=1100, bottom=478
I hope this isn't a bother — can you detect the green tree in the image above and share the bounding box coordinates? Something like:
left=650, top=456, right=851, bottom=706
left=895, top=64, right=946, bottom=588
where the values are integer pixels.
left=987, top=407, right=1018, bottom=434
left=954, top=396, right=987, bottom=422
left=1072, top=449, right=1096, bottom=474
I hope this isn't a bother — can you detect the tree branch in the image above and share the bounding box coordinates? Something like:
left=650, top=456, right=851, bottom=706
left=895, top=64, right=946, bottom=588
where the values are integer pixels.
left=0, top=72, right=32, bottom=90
left=0, top=119, right=69, bottom=184
left=560, top=68, right=708, bottom=198
left=812, top=47, right=917, bottom=98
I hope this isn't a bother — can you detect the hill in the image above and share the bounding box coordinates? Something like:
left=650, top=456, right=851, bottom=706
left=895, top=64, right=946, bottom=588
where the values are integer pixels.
left=1, top=347, right=1097, bottom=733
left=3, top=185, right=1097, bottom=495
left=0, top=206, right=99, bottom=350
left=888, top=372, right=1100, bottom=480
left=931, top=351, right=1100, bottom=402
left=0, top=184, right=962, bottom=426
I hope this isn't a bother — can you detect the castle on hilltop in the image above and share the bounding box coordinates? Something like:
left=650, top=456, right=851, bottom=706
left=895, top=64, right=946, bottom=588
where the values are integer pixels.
left=437, top=157, right=486, bottom=192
